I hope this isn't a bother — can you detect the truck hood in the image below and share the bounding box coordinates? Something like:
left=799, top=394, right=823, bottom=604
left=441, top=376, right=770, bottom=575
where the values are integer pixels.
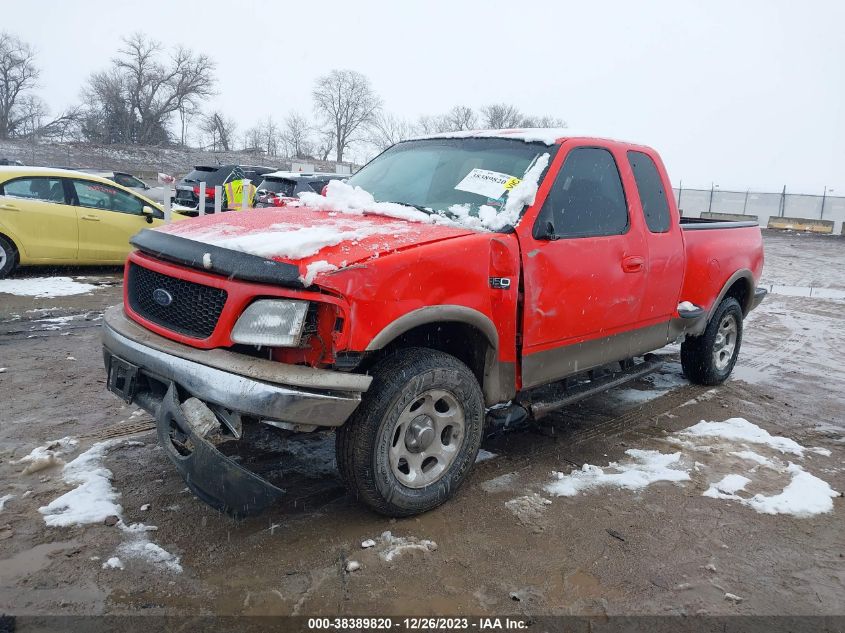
left=155, top=206, right=476, bottom=279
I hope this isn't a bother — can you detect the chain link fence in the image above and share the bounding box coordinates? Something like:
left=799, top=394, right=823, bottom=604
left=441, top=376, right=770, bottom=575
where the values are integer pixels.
left=674, top=187, right=845, bottom=234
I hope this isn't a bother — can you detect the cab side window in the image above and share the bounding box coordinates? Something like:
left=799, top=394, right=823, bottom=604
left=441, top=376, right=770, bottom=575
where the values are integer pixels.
left=71, top=180, right=144, bottom=215
left=1, top=177, right=66, bottom=203
left=534, top=147, right=628, bottom=239
left=628, top=151, right=671, bottom=233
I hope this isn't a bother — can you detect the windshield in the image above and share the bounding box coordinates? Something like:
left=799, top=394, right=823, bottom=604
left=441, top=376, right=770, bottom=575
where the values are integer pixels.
left=346, top=137, right=557, bottom=221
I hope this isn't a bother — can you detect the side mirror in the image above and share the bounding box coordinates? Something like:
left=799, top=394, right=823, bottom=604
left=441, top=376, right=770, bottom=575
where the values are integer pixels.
left=142, top=205, right=155, bottom=223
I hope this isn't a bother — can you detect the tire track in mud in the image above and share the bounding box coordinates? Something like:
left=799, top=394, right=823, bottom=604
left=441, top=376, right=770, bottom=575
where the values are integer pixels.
left=81, top=420, right=156, bottom=441
left=480, top=382, right=710, bottom=472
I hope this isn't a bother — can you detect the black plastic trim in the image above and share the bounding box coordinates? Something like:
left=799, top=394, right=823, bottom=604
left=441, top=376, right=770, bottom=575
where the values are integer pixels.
left=680, top=218, right=759, bottom=230
left=131, top=229, right=305, bottom=288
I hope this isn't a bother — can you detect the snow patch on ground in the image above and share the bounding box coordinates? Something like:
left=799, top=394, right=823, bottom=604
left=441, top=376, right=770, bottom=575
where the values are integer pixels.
left=38, top=440, right=123, bottom=527
left=37, top=439, right=183, bottom=572
left=505, top=493, right=552, bottom=523
left=680, top=418, right=805, bottom=455
left=116, top=540, right=182, bottom=573
left=0, top=494, right=14, bottom=512
left=0, top=277, right=98, bottom=298
left=16, top=437, right=79, bottom=475
left=376, top=531, right=437, bottom=562
left=546, top=450, right=690, bottom=497
left=703, top=474, right=752, bottom=499
left=743, top=463, right=838, bottom=518
left=102, top=557, right=124, bottom=570
left=542, top=418, right=839, bottom=519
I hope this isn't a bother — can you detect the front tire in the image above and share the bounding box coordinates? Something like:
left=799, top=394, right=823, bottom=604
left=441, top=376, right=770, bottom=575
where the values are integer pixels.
left=0, top=235, right=18, bottom=279
left=681, top=297, right=743, bottom=385
left=336, top=348, right=485, bottom=517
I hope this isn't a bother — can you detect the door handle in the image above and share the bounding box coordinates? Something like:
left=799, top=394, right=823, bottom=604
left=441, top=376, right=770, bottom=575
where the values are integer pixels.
left=81, top=214, right=101, bottom=222
left=0, top=203, right=19, bottom=211
left=622, top=255, right=645, bottom=273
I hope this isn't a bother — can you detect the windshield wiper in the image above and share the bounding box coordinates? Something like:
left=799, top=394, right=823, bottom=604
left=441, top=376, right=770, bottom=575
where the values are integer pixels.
left=379, top=200, right=433, bottom=214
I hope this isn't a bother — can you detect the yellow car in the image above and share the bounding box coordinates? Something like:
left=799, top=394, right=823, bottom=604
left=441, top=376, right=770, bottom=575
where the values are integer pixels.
left=0, top=166, right=187, bottom=278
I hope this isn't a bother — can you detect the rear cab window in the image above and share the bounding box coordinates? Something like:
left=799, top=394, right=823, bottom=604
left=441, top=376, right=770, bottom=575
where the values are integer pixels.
left=627, top=151, right=671, bottom=233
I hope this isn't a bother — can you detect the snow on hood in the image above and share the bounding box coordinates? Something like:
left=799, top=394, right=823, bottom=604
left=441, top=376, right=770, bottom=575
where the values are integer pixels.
left=155, top=204, right=475, bottom=279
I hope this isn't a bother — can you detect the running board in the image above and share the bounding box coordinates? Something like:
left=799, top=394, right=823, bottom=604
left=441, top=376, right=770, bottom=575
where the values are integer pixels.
left=526, top=355, right=663, bottom=420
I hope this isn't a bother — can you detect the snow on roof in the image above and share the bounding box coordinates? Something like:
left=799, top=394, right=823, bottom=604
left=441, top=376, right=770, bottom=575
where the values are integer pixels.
left=410, top=128, right=626, bottom=146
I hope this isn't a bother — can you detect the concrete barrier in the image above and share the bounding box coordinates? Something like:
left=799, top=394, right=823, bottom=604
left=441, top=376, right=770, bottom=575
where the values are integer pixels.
left=767, top=216, right=834, bottom=234
left=701, top=212, right=759, bottom=222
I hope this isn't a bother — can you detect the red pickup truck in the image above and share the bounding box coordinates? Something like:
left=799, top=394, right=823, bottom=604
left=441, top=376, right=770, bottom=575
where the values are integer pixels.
left=102, top=130, right=765, bottom=517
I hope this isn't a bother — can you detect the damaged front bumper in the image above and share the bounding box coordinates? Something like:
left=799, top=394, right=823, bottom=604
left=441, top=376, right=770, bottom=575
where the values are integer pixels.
left=101, top=305, right=371, bottom=516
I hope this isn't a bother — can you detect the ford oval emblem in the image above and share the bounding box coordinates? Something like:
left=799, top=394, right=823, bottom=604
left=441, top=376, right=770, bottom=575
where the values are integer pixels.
left=152, top=288, right=173, bottom=307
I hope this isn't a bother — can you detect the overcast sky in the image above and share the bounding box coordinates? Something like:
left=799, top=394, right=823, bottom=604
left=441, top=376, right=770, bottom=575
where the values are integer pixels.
left=6, top=0, right=844, bottom=193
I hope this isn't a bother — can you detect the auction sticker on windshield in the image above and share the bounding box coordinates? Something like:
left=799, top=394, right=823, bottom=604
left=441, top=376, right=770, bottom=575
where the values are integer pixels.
left=454, top=168, right=521, bottom=199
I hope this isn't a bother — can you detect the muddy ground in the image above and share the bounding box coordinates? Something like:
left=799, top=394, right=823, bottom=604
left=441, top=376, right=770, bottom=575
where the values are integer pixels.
left=0, top=230, right=843, bottom=619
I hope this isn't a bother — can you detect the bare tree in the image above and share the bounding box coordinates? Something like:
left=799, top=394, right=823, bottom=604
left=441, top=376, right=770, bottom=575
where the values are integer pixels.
left=442, top=105, right=477, bottom=132
left=0, top=32, right=40, bottom=139
left=260, top=116, right=280, bottom=156
left=416, top=113, right=448, bottom=135
left=366, top=112, right=417, bottom=151
left=82, top=33, right=216, bottom=145
left=480, top=103, right=525, bottom=129
left=520, top=114, right=566, bottom=128
left=312, top=69, right=381, bottom=163
left=200, top=110, right=235, bottom=151
left=281, top=111, right=315, bottom=158
left=315, top=128, right=335, bottom=162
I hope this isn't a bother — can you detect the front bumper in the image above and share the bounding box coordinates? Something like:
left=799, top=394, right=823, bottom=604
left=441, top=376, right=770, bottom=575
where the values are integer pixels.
left=101, top=305, right=370, bottom=515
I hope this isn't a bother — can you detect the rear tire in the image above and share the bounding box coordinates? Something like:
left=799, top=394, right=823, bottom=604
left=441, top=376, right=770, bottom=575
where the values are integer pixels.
left=0, top=235, right=18, bottom=279
left=681, top=297, right=743, bottom=385
left=335, top=347, right=484, bottom=517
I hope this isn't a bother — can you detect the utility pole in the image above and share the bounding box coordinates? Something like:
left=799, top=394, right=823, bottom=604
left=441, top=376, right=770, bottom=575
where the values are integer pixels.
left=820, top=186, right=827, bottom=220
left=708, top=183, right=718, bottom=214
left=779, top=185, right=786, bottom=217
left=743, top=189, right=749, bottom=215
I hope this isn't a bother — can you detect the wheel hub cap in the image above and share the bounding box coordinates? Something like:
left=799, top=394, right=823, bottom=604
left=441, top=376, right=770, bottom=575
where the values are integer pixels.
left=388, top=389, right=466, bottom=489
left=713, top=314, right=738, bottom=371
left=405, top=415, right=435, bottom=452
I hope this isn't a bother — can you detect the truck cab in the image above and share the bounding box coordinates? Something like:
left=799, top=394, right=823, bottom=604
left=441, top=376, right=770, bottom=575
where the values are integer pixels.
left=102, top=130, right=765, bottom=518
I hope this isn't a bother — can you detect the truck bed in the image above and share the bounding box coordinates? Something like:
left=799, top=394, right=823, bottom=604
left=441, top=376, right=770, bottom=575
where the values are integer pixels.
left=680, top=217, right=759, bottom=230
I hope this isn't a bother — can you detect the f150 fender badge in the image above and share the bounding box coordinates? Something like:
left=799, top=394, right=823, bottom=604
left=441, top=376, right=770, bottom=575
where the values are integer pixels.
left=489, top=277, right=511, bottom=290
left=152, top=288, right=174, bottom=306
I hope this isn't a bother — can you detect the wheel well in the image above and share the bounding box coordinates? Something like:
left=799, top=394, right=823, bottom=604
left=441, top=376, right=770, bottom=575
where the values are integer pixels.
left=724, top=277, right=751, bottom=314
left=0, top=231, right=20, bottom=260
left=363, top=321, right=491, bottom=388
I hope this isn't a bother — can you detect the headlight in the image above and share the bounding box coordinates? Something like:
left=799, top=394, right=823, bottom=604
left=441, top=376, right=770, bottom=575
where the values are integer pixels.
left=231, top=300, right=309, bottom=347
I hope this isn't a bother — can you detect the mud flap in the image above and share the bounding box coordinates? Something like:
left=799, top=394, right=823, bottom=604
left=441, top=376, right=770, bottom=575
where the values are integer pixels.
left=155, top=383, right=285, bottom=518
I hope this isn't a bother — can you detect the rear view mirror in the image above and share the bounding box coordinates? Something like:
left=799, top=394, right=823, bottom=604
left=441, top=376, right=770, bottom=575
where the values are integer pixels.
left=142, top=205, right=155, bottom=223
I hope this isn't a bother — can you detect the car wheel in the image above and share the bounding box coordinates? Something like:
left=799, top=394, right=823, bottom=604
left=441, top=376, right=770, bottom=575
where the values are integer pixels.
left=335, top=347, right=484, bottom=517
left=681, top=297, right=744, bottom=386
left=0, top=235, right=18, bottom=279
